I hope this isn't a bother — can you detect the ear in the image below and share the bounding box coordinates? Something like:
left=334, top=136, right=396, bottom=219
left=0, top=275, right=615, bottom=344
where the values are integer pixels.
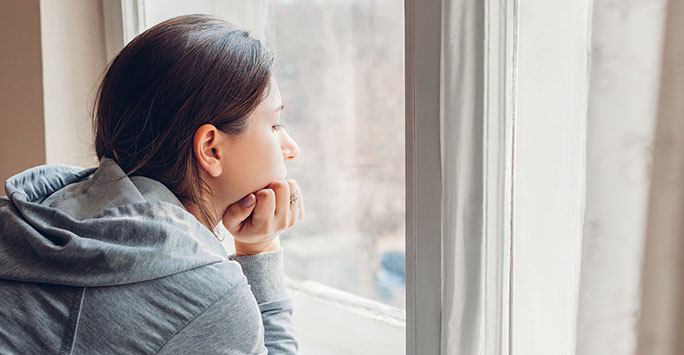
left=193, top=124, right=223, bottom=178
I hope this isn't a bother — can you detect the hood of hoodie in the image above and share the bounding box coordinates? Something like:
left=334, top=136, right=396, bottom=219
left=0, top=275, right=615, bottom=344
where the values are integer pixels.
left=0, top=157, right=229, bottom=287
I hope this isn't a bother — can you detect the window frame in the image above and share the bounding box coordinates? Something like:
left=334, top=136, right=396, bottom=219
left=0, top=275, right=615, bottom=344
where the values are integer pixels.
left=102, top=0, right=145, bottom=61
left=103, top=1, right=408, bottom=354
left=103, top=0, right=594, bottom=353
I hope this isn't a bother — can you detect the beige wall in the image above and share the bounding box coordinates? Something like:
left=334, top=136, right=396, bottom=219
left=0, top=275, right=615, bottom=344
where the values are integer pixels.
left=0, top=1, right=107, bottom=196
left=40, top=0, right=107, bottom=168
left=0, top=0, right=46, bottom=196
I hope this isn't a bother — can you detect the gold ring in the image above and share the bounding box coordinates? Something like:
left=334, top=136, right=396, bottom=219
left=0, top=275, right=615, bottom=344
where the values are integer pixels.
left=289, top=191, right=300, bottom=204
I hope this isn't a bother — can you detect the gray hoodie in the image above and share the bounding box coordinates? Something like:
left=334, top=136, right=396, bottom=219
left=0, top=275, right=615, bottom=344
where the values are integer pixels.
left=0, top=157, right=298, bottom=354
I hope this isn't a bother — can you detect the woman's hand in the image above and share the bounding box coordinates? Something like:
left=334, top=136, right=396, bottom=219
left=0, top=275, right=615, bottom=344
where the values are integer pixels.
left=222, top=178, right=304, bottom=256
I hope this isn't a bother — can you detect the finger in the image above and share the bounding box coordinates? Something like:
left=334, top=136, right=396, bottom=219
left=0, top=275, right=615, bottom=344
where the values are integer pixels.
left=268, top=179, right=290, bottom=229
left=287, top=179, right=304, bottom=220
left=296, top=191, right=305, bottom=221
left=286, top=179, right=301, bottom=224
left=250, top=188, right=276, bottom=235
left=295, top=190, right=305, bottom=222
left=222, top=194, right=256, bottom=232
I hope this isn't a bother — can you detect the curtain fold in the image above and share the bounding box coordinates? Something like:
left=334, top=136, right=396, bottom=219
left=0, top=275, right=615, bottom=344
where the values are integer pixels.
left=440, top=0, right=485, bottom=354
left=576, top=1, right=667, bottom=354
left=578, top=0, right=684, bottom=353
left=636, top=0, right=684, bottom=353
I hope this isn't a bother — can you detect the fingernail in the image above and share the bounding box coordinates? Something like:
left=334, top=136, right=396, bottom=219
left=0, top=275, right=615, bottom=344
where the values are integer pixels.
left=241, top=194, right=255, bottom=208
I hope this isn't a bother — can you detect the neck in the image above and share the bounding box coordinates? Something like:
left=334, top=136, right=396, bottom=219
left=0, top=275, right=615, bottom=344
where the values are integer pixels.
left=181, top=199, right=216, bottom=231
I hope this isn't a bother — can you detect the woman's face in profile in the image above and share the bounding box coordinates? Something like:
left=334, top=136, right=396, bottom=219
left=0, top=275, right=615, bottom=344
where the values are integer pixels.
left=217, top=77, right=300, bottom=204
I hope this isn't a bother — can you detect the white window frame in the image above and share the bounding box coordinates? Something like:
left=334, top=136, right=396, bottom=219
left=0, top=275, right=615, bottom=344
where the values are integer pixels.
left=104, top=0, right=592, bottom=353
left=102, top=0, right=145, bottom=62
left=103, top=1, right=407, bottom=354
left=407, top=0, right=591, bottom=354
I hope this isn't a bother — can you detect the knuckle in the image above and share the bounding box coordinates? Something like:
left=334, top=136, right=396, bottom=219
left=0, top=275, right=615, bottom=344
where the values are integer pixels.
left=262, top=189, right=275, bottom=200
left=256, top=190, right=268, bottom=199
left=272, top=179, right=288, bottom=190
left=281, top=179, right=291, bottom=193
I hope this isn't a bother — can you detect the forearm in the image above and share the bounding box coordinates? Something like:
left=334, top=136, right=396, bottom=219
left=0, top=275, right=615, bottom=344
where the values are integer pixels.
left=229, top=246, right=299, bottom=354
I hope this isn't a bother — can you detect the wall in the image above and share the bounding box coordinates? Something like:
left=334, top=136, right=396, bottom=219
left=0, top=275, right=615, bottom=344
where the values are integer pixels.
left=0, top=1, right=108, bottom=197
left=0, top=1, right=46, bottom=196
left=40, top=0, right=107, bottom=167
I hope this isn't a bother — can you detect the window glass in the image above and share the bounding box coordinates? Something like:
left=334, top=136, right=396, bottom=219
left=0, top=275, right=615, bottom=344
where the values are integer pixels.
left=141, top=0, right=405, bottom=310
left=266, top=0, right=405, bottom=310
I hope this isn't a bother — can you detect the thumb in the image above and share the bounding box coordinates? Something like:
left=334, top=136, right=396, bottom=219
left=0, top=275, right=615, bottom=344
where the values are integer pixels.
left=222, top=194, right=256, bottom=232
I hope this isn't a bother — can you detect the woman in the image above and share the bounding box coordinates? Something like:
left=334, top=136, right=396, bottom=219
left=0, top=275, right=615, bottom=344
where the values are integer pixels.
left=0, top=14, right=301, bottom=354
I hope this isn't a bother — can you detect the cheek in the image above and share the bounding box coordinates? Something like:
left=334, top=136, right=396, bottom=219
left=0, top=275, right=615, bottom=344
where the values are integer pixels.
left=247, top=133, right=287, bottom=184
left=265, top=136, right=287, bottom=176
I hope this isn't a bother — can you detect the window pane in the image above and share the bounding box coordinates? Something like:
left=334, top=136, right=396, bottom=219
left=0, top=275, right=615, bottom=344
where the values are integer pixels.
left=139, top=0, right=405, bottom=310
left=266, top=0, right=405, bottom=310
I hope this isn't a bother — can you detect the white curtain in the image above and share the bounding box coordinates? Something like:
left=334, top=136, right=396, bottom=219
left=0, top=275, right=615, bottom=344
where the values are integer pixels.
left=439, top=0, right=684, bottom=352
left=576, top=0, right=667, bottom=354
left=577, top=0, right=684, bottom=354
left=636, top=0, right=684, bottom=353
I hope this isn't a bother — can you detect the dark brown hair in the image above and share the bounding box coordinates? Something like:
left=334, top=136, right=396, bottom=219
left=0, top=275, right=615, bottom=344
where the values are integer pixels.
left=92, top=14, right=274, bottom=235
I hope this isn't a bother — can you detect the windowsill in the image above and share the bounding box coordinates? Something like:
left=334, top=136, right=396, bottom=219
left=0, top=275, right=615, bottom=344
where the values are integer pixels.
left=218, top=226, right=405, bottom=354
left=285, top=276, right=405, bottom=327
left=285, top=275, right=406, bottom=355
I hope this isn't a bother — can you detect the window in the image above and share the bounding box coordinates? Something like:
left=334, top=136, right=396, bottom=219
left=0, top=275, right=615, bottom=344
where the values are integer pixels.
left=103, top=0, right=663, bottom=354
left=105, top=1, right=406, bottom=353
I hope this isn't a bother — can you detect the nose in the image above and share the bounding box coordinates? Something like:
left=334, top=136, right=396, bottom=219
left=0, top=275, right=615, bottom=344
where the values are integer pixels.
left=282, top=132, right=300, bottom=161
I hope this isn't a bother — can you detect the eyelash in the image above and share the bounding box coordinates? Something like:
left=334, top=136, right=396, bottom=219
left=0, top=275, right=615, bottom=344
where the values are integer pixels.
left=272, top=124, right=284, bottom=132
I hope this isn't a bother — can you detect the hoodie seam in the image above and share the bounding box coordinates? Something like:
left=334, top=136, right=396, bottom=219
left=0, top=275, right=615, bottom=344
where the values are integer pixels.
left=58, top=287, right=86, bottom=355
left=152, top=279, right=245, bottom=354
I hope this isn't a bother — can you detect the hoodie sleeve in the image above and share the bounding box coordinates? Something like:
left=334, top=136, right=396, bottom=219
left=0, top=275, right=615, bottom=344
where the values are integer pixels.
left=229, top=247, right=299, bottom=354
left=154, top=248, right=298, bottom=355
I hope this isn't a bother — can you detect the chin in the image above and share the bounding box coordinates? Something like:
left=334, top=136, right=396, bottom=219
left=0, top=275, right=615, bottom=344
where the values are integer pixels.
left=256, top=167, right=288, bottom=189
left=274, top=168, right=288, bottom=181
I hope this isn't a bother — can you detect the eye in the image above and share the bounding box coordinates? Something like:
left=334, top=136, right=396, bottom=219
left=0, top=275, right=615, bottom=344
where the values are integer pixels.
left=272, top=124, right=284, bottom=132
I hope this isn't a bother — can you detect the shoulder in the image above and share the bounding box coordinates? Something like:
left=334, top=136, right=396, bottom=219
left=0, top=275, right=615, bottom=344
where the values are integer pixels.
left=76, top=260, right=257, bottom=353
left=154, top=274, right=267, bottom=354
left=157, top=259, right=247, bottom=297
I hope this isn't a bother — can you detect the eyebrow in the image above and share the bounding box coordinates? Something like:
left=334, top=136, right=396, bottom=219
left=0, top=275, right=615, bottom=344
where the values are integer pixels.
left=266, top=104, right=285, bottom=123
